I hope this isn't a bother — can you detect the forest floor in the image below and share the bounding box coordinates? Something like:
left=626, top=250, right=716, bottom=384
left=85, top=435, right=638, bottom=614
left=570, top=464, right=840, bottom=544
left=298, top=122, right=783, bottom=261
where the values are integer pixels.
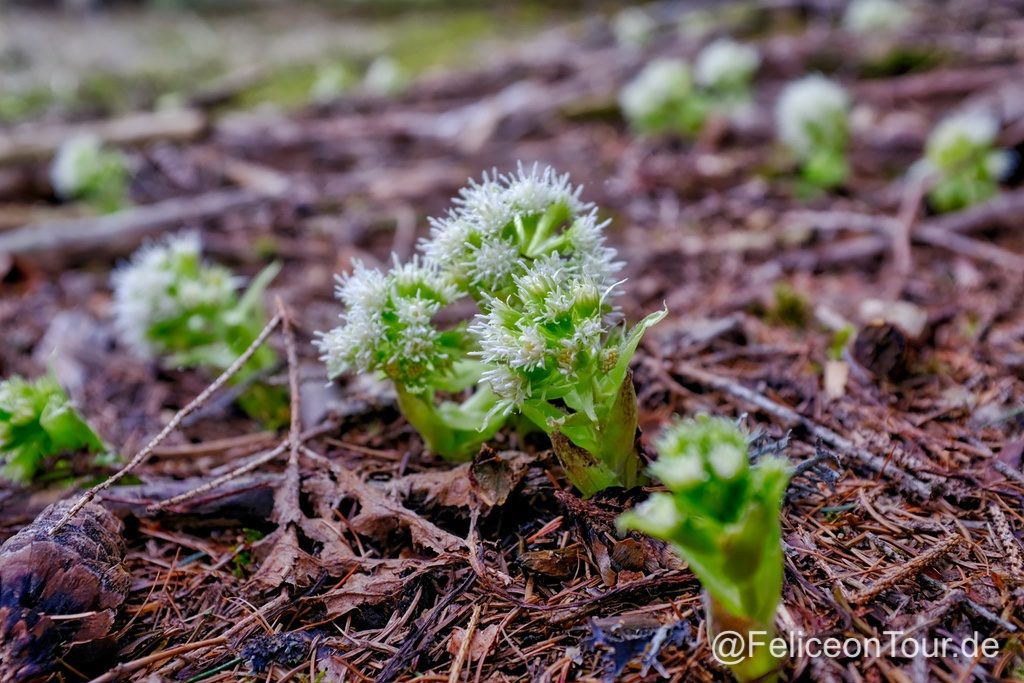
left=1, top=1, right=1024, bottom=681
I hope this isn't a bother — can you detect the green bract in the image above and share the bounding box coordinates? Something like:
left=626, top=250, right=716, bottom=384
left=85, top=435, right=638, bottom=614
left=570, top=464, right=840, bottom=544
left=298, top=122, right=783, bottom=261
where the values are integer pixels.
left=112, top=232, right=284, bottom=424
left=50, top=135, right=130, bottom=214
left=921, top=111, right=1008, bottom=213
left=619, top=416, right=791, bottom=682
left=775, top=75, right=850, bottom=190
left=0, top=374, right=105, bottom=484
left=318, top=164, right=664, bottom=492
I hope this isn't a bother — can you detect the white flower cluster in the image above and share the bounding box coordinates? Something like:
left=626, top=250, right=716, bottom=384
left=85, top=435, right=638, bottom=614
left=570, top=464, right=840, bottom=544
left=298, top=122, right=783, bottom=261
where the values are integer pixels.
left=111, top=233, right=238, bottom=357
left=926, top=111, right=999, bottom=169
left=618, top=58, right=693, bottom=128
left=470, top=255, right=618, bottom=414
left=694, top=38, right=760, bottom=90
left=421, top=163, right=620, bottom=294
left=363, top=56, right=407, bottom=96
left=612, top=6, right=657, bottom=49
left=316, top=257, right=457, bottom=390
left=775, top=74, right=849, bottom=157
left=843, top=0, right=912, bottom=34
left=50, top=135, right=124, bottom=200
left=319, top=162, right=625, bottom=409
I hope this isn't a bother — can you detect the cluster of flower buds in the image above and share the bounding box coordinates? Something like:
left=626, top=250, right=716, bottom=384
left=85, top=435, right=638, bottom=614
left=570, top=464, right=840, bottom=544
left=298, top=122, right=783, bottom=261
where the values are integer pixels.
left=619, top=416, right=791, bottom=682
left=775, top=74, right=850, bottom=189
left=318, top=164, right=663, bottom=490
left=50, top=134, right=130, bottom=214
left=0, top=374, right=106, bottom=484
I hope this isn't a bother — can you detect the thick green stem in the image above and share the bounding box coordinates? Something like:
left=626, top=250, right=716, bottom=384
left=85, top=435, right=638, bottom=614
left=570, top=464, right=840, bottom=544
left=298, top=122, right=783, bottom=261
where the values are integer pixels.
left=395, top=385, right=503, bottom=462
left=706, top=593, right=781, bottom=682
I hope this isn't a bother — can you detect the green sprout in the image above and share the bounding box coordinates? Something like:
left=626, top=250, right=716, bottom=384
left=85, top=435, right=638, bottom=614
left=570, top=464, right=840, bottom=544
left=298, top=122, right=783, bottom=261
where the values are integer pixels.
left=0, top=374, right=106, bottom=484
left=50, top=135, right=130, bottom=214
left=318, top=164, right=664, bottom=494
left=112, top=232, right=285, bottom=426
left=775, top=75, right=850, bottom=190
left=920, top=111, right=1011, bottom=213
left=618, top=416, right=791, bottom=681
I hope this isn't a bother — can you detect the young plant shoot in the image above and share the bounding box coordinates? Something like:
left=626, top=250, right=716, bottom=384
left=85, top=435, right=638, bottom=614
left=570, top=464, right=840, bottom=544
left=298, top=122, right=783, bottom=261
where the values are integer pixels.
left=50, top=134, right=130, bottom=214
left=775, top=75, right=850, bottom=190
left=318, top=164, right=664, bottom=494
left=919, top=111, right=1010, bottom=213
left=0, top=374, right=106, bottom=484
left=112, top=232, right=284, bottom=424
left=619, top=416, right=791, bottom=682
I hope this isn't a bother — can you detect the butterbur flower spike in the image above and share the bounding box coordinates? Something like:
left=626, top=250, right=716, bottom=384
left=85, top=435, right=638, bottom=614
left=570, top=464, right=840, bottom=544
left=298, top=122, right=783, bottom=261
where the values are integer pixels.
left=920, top=110, right=1011, bottom=213
left=112, top=232, right=283, bottom=424
left=775, top=75, right=850, bottom=190
left=320, top=163, right=665, bottom=484
left=619, top=416, right=791, bottom=682
left=0, top=374, right=106, bottom=484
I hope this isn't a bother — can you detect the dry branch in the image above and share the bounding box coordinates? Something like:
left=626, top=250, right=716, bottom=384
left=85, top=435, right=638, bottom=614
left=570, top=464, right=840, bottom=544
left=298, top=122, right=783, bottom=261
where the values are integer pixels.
left=0, top=189, right=267, bottom=260
left=0, top=109, right=207, bottom=165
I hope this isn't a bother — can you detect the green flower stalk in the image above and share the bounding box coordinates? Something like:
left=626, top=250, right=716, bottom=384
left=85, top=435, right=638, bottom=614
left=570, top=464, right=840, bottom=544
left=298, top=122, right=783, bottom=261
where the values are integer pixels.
left=50, top=135, right=130, bottom=214
left=919, top=111, right=1011, bottom=213
left=618, top=416, right=791, bottom=681
left=0, top=374, right=105, bottom=484
left=112, top=232, right=284, bottom=424
left=318, top=164, right=664, bottom=488
left=775, top=75, right=850, bottom=190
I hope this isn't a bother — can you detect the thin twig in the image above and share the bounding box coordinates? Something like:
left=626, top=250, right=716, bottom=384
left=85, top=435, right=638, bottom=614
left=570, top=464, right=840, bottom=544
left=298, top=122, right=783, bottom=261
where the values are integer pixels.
left=448, top=605, right=482, bottom=683
left=846, top=535, right=960, bottom=604
left=146, top=441, right=288, bottom=512
left=50, top=312, right=282, bottom=534
left=665, top=361, right=935, bottom=498
left=85, top=636, right=227, bottom=683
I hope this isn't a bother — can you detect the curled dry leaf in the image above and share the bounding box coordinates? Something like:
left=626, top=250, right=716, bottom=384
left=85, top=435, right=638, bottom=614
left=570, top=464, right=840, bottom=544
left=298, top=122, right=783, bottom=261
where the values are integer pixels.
left=0, top=501, right=130, bottom=682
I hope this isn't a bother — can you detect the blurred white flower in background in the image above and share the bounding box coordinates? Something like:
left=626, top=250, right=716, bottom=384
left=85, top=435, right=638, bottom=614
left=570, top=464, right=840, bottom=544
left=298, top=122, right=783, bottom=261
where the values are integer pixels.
left=50, top=134, right=129, bottom=212
left=111, top=232, right=238, bottom=358
left=612, top=6, right=657, bottom=49
left=775, top=74, right=849, bottom=157
left=843, top=0, right=912, bottom=34
left=695, top=38, right=760, bottom=90
left=363, top=56, right=408, bottom=96
left=619, top=58, right=693, bottom=130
